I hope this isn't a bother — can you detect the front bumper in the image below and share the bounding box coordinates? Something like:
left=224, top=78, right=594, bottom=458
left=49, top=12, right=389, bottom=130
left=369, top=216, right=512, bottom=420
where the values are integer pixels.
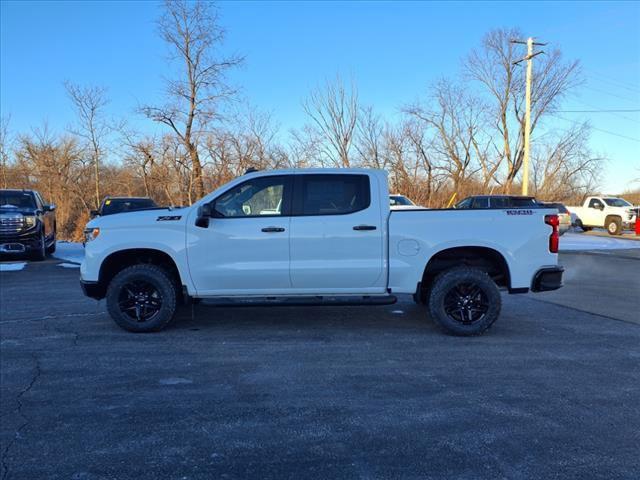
left=531, top=266, right=564, bottom=292
left=0, top=231, right=41, bottom=253
left=80, top=280, right=105, bottom=300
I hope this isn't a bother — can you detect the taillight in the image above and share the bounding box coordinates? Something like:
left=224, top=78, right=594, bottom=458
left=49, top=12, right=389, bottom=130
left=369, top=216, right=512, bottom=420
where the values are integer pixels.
left=545, top=214, right=559, bottom=253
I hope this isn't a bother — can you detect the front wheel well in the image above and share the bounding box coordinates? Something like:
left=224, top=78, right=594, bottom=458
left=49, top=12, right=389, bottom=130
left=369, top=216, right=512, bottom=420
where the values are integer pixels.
left=417, top=247, right=510, bottom=302
left=99, top=249, right=182, bottom=299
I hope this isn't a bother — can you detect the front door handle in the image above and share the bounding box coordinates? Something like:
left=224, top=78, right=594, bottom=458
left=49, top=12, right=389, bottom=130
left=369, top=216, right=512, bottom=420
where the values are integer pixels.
left=353, top=225, right=377, bottom=231
left=261, top=227, right=285, bottom=233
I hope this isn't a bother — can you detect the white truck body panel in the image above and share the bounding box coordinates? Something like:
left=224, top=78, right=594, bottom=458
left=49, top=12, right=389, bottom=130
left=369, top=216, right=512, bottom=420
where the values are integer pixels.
left=388, top=209, right=557, bottom=292
left=81, top=168, right=558, bottom=299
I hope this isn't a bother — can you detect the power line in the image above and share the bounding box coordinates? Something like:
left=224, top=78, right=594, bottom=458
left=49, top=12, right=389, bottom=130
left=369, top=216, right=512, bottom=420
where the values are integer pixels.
left=554, top=115, right=640, bottom=143
left=556, top=109, right=640, bottom=113
left=568, top=98, right=640, bottom=124
left=585, top=69, right=640, bottom=93
left=583, top=85, right=640, bottom=103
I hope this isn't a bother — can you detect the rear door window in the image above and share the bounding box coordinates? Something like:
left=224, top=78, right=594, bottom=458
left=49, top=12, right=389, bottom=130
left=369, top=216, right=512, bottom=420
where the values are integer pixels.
left=297, top=174, right=370, bottom=216
left=510, top=197, right=536, bottom=208
left=471, top=197, right=489, bottom=209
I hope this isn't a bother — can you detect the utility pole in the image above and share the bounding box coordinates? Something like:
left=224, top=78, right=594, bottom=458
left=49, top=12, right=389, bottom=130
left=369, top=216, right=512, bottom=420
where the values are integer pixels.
left=511, top=37, right=545, bottom=195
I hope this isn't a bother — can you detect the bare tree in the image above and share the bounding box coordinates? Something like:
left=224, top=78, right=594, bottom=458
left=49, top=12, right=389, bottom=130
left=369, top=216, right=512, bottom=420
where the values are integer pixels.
left=0, top=116, right=11, bottom=188
left=406, top=80, right=486, bottom=191
left=355, top=106, right=388, bottom=170
left=141, top=0, right=242, bottom=200
left=531, top=122, right=603, bottom=201
left=303, top=76, right=359, bottom=167
left=65, top=81, right=110, bottom=208
left=466, top=28, right=581, bottom=192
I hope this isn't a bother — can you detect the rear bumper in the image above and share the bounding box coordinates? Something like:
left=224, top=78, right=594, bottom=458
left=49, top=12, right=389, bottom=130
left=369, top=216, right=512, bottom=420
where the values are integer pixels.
left=80, top=280, right=105, bottom=300
left=531, top=266, right=564, bottom=292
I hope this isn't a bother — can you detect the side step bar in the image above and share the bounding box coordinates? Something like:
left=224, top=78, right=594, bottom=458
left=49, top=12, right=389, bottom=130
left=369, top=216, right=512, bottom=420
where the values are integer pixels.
left=198, top=295, right=398, bottom=308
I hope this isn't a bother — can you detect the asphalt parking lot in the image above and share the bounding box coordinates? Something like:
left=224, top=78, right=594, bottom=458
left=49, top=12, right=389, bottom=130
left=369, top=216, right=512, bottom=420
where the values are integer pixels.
left=1, top=250, right=639, bottom=479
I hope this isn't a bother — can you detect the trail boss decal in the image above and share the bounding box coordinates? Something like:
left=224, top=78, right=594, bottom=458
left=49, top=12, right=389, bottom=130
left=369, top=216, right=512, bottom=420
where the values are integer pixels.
left=157, top=215, right=182, bottom=221
left=506, top=209, right=533, bottom=215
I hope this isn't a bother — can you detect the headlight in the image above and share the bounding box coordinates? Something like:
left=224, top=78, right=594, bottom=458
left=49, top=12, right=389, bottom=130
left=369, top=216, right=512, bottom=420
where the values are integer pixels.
left=84, top=227, right=100, bottom=242
left=24, top=215, right=37, bottom=228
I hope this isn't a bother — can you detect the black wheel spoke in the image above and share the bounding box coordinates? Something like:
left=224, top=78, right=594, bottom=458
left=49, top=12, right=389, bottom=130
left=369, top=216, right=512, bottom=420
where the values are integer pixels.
left=443, top=281, right=489, bottom=325
left=118, top=279, right=163, bottom=323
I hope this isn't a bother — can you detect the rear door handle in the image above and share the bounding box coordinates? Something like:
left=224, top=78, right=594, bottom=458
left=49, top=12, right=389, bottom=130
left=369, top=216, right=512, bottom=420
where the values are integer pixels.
left=261, top=227, right=285, bottom=233
left=353, top=225, right=377, bottom=231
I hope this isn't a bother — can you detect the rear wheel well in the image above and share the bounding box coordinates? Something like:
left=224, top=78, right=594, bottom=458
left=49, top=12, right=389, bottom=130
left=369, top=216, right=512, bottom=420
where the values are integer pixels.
left=417, top=247, right=510, bottom=302
left=99, top=249, right=182, bottom=299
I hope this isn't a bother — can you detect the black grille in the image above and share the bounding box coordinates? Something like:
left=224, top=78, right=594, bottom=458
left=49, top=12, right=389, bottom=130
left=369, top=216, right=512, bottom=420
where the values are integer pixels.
left=0, top=216, right=25, bottom=234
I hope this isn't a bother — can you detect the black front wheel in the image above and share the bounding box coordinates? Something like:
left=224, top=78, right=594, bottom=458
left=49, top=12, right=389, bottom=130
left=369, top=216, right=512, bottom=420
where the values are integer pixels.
left=106, top=264, right=177, bottom=332
left=31, top=234, right=46, bottom=261
left=46, top=236, right=56, bottom=254
left=428, top=266, right=501, bottom=336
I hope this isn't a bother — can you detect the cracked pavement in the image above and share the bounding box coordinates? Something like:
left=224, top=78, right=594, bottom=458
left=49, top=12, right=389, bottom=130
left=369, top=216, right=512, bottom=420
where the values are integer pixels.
left=1, top=253, right=639, bottom=479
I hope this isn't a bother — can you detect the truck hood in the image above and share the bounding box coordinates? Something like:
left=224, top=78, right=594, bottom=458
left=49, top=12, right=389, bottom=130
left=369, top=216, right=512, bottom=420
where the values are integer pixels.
left=87, top=206, right=192, bottom=229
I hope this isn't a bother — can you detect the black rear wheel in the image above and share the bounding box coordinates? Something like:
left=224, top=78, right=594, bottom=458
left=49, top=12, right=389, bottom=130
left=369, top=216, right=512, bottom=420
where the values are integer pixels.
left=428, top=266, right=501, bottom=336
left=106, top=264, right=177, bottom=332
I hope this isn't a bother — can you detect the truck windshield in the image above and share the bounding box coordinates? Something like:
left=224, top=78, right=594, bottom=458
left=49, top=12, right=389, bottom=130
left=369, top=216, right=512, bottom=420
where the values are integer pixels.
left=603, top=198, right=631, bottom=207
left=101, top=198, right=157, bottom=215
left=390, top=195, right=414, bottom=206
left=0, top=191, right=36, bottom=209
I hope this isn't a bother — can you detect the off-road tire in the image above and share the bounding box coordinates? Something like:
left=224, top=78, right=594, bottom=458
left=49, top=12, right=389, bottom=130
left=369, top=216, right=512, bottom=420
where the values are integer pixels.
left=605, top=216, right=622, bottom=236
left=106, top=264, right=177, bottom=333
left=428, top=266, right=501, bottom=336
left=46, top=232, right=56, bottom=254
left=32, top=234, right=46, bottom=261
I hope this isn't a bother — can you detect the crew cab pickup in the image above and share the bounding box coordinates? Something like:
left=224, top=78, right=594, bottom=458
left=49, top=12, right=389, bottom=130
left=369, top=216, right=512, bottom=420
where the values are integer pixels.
left=80, top=169, right=563, bottom=336
left=568, top=196, right=636, bottom=235
left=0, top=189, right=56, bottom=260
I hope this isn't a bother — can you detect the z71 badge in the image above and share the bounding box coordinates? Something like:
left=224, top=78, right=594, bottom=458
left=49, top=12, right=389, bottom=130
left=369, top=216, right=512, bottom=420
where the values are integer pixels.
left=157, top=215, right=182, bottom=221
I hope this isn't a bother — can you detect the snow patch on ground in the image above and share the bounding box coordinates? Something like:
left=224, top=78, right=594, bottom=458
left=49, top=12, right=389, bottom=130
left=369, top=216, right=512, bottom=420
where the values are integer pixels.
left=560, top=232, right=640, bottom=251
left=53, top=241, right=85, bottom=264
left=0, top=262, right=26, bottom=272
left=58, top=262, right=81, bottom=269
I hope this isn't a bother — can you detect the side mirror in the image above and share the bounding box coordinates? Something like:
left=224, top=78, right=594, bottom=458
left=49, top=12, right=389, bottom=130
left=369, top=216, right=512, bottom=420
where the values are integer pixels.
left=89, top=209, right=99, bottom=218
left=196, top=203, right=212, bottom=228
left=44, top=204, right=56, bottom=212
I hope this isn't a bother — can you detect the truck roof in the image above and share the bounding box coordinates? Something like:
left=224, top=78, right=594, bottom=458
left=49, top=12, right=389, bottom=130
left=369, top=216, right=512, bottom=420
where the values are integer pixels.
left=244, top=168, right=385, bottom=176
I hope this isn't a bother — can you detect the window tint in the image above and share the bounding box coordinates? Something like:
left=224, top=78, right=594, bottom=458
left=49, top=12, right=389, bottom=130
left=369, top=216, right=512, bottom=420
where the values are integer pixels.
left=471, top=197, right=489, bottom=208
left=455, top=198, right=472, bottom=209
left=490, top=197, right=506, bottom=208
left=588, top=198, right=602, bottom=208
left=34, top=192, right=44, bottom=209
left=0, top=191, right=36, bottom=209
left=300, top=174, right=370, bottom=215
left=552, top=203, right=569, bottom=214
left=390, top=195, right=414, bottom=206
left=603, top=198, right=631, bottom=207
left=509, top=197, right=537, bottom=207
left=102, top=198, right=157, bottom=215
left=214, top=176, right=288, bottom=218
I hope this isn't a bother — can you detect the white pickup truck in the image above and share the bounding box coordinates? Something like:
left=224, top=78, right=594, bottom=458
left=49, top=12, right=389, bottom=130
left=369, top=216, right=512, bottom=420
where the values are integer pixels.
left=80, top=169, right=563, bottom=336
left=569, top=196, right=637, bottom=235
